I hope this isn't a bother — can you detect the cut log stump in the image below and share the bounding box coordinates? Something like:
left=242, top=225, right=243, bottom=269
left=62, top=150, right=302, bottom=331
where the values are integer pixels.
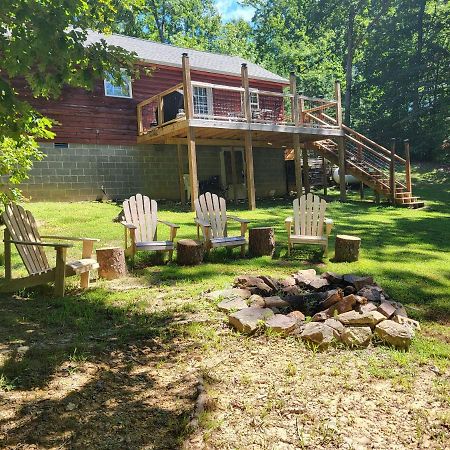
left=249, top=227, right=275, bottom=257
left=96, top=247, right=127, bottom=280
left=334, top=235, right=361, bottom=262
left=177, top=239, right=204, bottom=266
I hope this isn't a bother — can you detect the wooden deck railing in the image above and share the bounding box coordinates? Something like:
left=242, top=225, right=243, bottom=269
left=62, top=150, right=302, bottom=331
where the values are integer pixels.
left=136, top=80, right=341, bottom=135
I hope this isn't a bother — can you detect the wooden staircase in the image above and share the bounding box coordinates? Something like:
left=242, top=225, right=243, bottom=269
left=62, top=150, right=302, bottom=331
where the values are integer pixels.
left=308, top=113, right=424, bottom=208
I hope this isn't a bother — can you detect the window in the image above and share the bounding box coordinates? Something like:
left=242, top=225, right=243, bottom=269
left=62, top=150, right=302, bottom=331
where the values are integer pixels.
left=104, top=71, right=132, bottom=98
left=193, top=86, right=213, bottom=116
left=250, top=92, right=260, bottom=110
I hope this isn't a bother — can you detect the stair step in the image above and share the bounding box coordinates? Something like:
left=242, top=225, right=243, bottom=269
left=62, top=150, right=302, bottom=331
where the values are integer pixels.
left=399, top=201, right=425, bottom=209
left=395, top=192, right=412, bottom=198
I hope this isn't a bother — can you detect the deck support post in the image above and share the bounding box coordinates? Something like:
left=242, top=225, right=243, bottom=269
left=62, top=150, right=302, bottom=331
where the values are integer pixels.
left=337, top=137, right=346, bottom=201
left=302, top=145, right=310, bottom=194
left=230, top=147, right=239, bottom=203
left=335, top=80, right=343, bottom=127
left=290, top=72, right=303, bottom=199
left=404, top=139, right=412, bottom=194
left=182, top=53, right=199, bottom=210
left=176, top=144, right=186, bottom=204
left=241, top=63, right=256, bottom=210
left=322, top=155, right=328, bottom=195
left=390, top=138, right=396, bottom=205
left=357, top=142, right=364, bottom=199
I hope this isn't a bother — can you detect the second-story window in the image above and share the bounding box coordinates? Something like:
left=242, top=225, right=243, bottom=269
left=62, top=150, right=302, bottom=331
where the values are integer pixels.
left=104, top=71, right=133, bottom=98
left=250, top=92, right=260, bottom=110
left=193, top=86, right=213, bottom=116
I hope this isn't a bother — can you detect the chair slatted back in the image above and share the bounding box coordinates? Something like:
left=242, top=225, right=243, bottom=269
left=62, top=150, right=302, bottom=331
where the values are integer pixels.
left=123, top=194, right=158, bottom=243
left=2, top=204, right=50, bottom=275
left=195, top=192, right=227, bottom=238
left=293, top=193, right=327, bottom=237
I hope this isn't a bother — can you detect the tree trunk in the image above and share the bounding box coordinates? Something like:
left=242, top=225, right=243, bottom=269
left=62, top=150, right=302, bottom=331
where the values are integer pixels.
left=248, top=227, right=275, bottom=257
left=96, top=247, right=127, bottom=280
left=413, top=0, right=426, bottom=117
left=344, top=4, right=356, bottom=126
left=334, top=235, right=361, bottom=262
left=177, top=239, right=204, bottom=265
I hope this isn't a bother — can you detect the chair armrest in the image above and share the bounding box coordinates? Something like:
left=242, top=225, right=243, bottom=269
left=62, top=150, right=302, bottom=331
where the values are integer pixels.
left=195, top=218, right=211, bottom=228
left=285, top=217, right=293, bottom=235
left=324, top=218, right=333, bottom=225
left=120, top=221, right=137, bottom=229
left=157, top=219, right=180, bottom=229
left=285, top=217, right=293, bottom=224
left=41, top=235, right=100, bottom=242
left=4, top=239, right=72, bottom=248
left=227, top=215, right=250, bottom=224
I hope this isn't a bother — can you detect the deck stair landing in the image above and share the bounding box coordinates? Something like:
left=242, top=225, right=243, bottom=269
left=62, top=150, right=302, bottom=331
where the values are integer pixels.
left=311, top=113, right=424, bottom=208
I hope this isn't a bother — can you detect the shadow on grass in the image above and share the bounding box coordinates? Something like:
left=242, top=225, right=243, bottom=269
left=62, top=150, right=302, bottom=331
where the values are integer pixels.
left=0, top=288, right=198, bottom=449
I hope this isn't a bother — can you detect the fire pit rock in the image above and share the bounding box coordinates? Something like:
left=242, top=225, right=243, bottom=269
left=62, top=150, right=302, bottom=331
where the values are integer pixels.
left=210, top=271, right=418, bottom=350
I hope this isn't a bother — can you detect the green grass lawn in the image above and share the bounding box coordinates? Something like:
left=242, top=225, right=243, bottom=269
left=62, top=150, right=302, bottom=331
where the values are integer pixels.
left=0, top=164, right=449, bottom=449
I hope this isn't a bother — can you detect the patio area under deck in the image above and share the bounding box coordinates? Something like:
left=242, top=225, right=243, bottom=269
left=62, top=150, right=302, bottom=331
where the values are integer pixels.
left=136, top=53, right=347, bottom=210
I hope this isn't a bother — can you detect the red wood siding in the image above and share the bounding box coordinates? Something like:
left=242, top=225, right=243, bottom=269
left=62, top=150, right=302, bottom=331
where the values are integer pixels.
left=16, top=64, right=285, bottom=145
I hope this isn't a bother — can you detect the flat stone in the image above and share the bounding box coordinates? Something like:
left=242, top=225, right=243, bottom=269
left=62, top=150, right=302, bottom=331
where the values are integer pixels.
left=319, top=289, right=344, bottom=309
left=324, top=318, right=345, bottom=337
left=341, top=326, right=372, bottom=347
left=287, top=310, right=306, bottom=323
left=343, top=275, right=374, bottom=291
left=336, top=310, right=385, bottom=327
left=217, top=297, right=249, bottom=313
left=343, top=286, right=356, bottom=296
left=375, top=320, right=415, bottom=349
left=300, top=322, right=335, bottom=348
left=293, top=269, right=317, bottom=286
left=357, top=285, right=384, bottom=303
left=258, top=275, right=279, bottom=292
left=264, top=296, right=289, bottom=309
left=228, top=307, right=274, bottom=334
left=393, top=315, right=421, bottom=332
left=265, top=314, right=297, bottom=335
left=312, top=294, right=364, bottom=321
left=281, top=285, right=303, bottom=297
left=234, top=276, right=273, bottom=296
left=359, top=302, right=378, bottom=313
left=322, top=271, right=344, bottom=284
left=248, top=294, right=265, bottom=308
left=309, top=277, right=330, bottom=290
left=279, top=277, right=296, bottom=288
left=206, top=288, right=251, bottom=301
left=377, top=301, right=397, bottom=318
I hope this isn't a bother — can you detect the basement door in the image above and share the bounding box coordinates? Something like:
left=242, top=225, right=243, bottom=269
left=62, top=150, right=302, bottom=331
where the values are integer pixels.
left=219, top=148, right=247, bottom=201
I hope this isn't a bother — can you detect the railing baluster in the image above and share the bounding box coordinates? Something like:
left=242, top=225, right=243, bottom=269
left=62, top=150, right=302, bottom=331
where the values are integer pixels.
left=390, top=138, right=396, bottom=204
left=404, top=139, right=412, bottom=194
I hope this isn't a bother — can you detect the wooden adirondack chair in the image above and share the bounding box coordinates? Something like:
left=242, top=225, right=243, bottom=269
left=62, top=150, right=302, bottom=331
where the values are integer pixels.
left=121, top=194, right=179, bottom=262
left=1, top=203, right=100, bottom=297
left=285, top=193, right=334, bottom=256
left=195, top=192, right=249, bottom=256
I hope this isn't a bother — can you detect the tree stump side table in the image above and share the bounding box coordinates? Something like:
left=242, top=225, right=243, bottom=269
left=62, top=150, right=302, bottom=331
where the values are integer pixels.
left=96, top=247, right=127, bottom=280
left=334, top=235, right=361, bottom=262
left=248, top=227, right=275, bottom=257
left=177, top=239, right=204, bottom=266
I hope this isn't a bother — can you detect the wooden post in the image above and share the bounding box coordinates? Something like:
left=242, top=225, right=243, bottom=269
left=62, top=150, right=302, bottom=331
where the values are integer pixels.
left=290, top=72, right=303, bottom=198
left=157, top=95, right=163, bottom=126
left=390, top=138, right=396, bottom=205
left=335, top=80, right=343, bottom=127
left=337, top=137, right=346, bottom=201
left=241, top=63, right=256, bottom=210
left=357, top=142, right=364, bottom=199
left=80, top=240, right=94, bottom=289
left=302, top=145, right=310, bottom=194
left=230, top=147, right=239, bottom=203
left=137, top=105, right=143, bottom=135
left=322, top=155, right=328, bottom=195
left=404, top=139, right=412, bottom=194
left=4, top=229, right=11, bottom=280
left=182, top=53, right=199, bottom=210
left=176, top=144, right=186, bottom=204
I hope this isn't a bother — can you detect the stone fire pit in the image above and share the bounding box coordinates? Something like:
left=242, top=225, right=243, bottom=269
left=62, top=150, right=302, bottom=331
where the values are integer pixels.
left=207, top=270, right=420, bottom=349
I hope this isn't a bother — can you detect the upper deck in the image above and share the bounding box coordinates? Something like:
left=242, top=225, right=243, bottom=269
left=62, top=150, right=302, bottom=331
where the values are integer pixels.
left=136, top=71, right=344, bottom=148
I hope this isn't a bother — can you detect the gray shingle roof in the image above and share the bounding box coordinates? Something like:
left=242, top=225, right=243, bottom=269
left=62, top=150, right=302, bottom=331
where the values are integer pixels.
left=85, top=30, right=288, bottom=85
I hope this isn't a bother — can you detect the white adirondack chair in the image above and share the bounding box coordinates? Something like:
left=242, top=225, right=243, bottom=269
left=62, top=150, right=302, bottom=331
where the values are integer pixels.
left=121, top=194, right=179, bottom=262
left=1, top=203, right=99, bottom=297
left=194, top=192, right=249, bottom=256
left=285, top=193, right=334, bottom=256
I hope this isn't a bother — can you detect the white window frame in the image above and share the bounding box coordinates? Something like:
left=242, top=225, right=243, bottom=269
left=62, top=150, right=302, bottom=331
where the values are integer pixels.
left=250, top=92, right=260, bottom=110
left=193, top=86, right=213, bottom=117
left=104, top=70, right=133, bottom=99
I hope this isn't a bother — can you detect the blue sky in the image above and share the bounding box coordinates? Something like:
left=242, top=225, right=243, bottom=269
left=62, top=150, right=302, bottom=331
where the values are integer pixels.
left=215, top=0, right=255, bottom=22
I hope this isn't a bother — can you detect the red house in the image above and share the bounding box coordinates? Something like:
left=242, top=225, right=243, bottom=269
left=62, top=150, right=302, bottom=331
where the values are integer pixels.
left=20, top=31, right=419, bottom=208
